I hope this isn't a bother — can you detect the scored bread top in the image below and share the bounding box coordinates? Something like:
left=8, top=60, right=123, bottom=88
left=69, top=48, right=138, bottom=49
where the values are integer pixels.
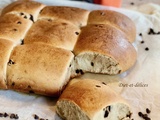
left=0, top=14, right=32, bottom=43
left=0, top=39, right=14, bottom=89
left=39, top=6, right=89, bottom=27
left=1, top=0, right=45, bottom=22
left=88, top=10, right=136, bottom=42
left=24, top=19, right=80, bottom=50
left=73, top=24, right=137, bottom=73
left=7, top=43, right=74, bottom=96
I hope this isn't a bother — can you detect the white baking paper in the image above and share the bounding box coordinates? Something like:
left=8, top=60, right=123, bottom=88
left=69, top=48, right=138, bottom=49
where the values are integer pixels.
left=0, top=0, right=160, bottom=120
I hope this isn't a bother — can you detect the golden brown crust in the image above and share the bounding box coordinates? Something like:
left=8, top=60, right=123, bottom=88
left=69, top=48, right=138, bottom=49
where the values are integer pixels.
left=1, top=1, right=45, bottom=21
left=73, top=24, right=137, bottom=73
left=0, top=39, right=14, bottom=89
left=7, top=43, right=74, bottom=96
left=88, top=10, right=136, bottom=42
left=58, top=79, right=129, bottom=118
left=39, top=6, right=89, bottom=27
left=24, top=19, right=80, bottom=50
left=0, top=14, right=32, bottom=43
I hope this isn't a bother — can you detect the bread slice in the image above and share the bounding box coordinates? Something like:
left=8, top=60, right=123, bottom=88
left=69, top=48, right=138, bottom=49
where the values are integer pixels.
left=39, top=6, right=89, bottom=27
left=56, top=79, right=132, bottom=120
left=0, top=39, right=14, bottom=89
left=7, top=43, right=74, bottom=96
left=71, top=24, right=137, bottom=77
left=0, top=14, right=32, bottom=44
left=88, top=10, right=136, bottom=42
left=1, top=0, right=45, bottom=22
left=24, top=19, right=80, bottom=50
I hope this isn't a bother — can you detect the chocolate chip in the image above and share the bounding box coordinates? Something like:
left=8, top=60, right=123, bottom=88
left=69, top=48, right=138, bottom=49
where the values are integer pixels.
left=146, top=108, right=151, bottom=114
left=29, top=90, right=34, bottom=94
left=10, top=113, right=16, bottom=119
left=130, top=2, right=134, bottom=5
left=0, top=113, right=3, bottom=117
left=148, top=28, right=156, bottom=35
left=15, top=114, right=19, bottom=119
left=28, top=85, right=31, bottom=88
left=157, top=31, right=160, bottom=34
left=126, top=113, right=131, bottom=118
left=138, top=112, right=143, bottom=117
left=75, top=69, right=79, bottom=74
left=96, top=85, right=101, bottom=87
left=34, top=114, right=39, bottom=119
left=145, top=47, right=149, bottom=51
left=91, top=62, right=94, bottom=66
left=13, top=28, right=17, bottom=31
left=139, top=33, right=142, bottom=36
left=48, top=19, right=52, bottom=22
left=8, top=59, right=15, bottom=66
left=40, top=118, right=45, bottom=120
left=79, top=69, right=84, bottom=75
left=12, top=82, right=15, bottom=86
left=29, top=14, right=34, bottom=22
left=69, top=64, right=71, bottom=67
left=21, top=39, right=24, bottom=45
left=20, top=13, right=24, bottom=15
left=107, top=106, right=111, bottom=112
left=141, top=41, right=145, bottom=44
left=75, top=32, right=79, bottom=35
left=102, top=82, right=107, bottom=85
left=17, top=21, right=21, bottom=24
left=4, top=112, right=8, bottom=117
left=118, top=70, right=121, bottom=74
left=24, top=16, right=27, bottom=19
left=104, top=110, right=109, bottom=118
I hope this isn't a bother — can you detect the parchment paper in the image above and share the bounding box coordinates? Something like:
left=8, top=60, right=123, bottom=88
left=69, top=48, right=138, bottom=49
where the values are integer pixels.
left=0, top=0, right=159, bottom=120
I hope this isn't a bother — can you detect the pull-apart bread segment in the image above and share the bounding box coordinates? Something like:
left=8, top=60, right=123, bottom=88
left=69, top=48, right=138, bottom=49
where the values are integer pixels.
left=72, top=24, right=137, bottom=76
left=7, top=43, right=74, bottom=97
left=39, top=6, right=89, bottom=27
left=88, top=10, right=136, bottom=42
left=1, top=0, right=45, bottom=22
left=56, top=79, right=132, bottom=120
left=24, top=19, right=80, bottom=50
left=0, top=39, right=14, bottom=89
left=0, top=14, right=32, bottom=44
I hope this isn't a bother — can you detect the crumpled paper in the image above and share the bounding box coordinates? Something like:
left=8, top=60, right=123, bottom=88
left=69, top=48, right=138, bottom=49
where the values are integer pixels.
left=0, top=0, right=160, bottom=120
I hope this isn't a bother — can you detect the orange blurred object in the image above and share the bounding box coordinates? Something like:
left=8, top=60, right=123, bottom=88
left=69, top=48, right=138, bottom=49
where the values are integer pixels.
left=94, top=0, right=122, bottom=7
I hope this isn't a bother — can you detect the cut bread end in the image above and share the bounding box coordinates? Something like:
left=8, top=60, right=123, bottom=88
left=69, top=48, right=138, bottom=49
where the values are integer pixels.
left=56, top=100, right=131, bottom=120
left=71, top=52, right=122, bottom=78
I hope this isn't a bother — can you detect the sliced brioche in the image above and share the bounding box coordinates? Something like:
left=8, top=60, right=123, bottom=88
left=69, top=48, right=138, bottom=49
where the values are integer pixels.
left=39, top=6, right=89, bottom=27
left=0, top=14, right=32, bottom=44
left=7, top=43, right=74, bottom=96
left=24, top=19, right=80, bottom=50
left=0, top=39, right=14, bottom=89
left=88, top=10, right=136, bottom=42
left=1, top=0, right=45, bottom=22
left=56, top=79, right=132, bottom=120
left=72, top=24, right=137, bottom=77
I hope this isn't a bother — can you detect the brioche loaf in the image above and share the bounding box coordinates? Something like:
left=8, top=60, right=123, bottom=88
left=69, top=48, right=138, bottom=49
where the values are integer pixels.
left=0, top=39, right=14, bottom=89
left=39, top=6, right=89, bottom=27
left=7, top=43, right=74, bottom=96
left=1, top=0, right=45, bottom=22
left=71, top=24, right=137, bottom=77
left=88, top=10, right=136, bottom=43
left=56, top=79, right=132, bottom=120
left=24, top=19, right=80, bottom=50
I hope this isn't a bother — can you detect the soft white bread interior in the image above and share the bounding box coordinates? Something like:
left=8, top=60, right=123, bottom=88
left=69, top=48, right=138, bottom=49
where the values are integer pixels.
left=7, top=43, right=74, bottom=96
left=0, top=39, right=14, bottom=89
left=88, top=10, right=136, bottom=43
left=56, top=79, right=132, bottom=120
left=24, top=19, right=80, bottom=50
left=71, top=24, right=137, bottom=77
left=39, top=6, right=89, bottom=27
left=1, top=0, right=45, bottom=22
